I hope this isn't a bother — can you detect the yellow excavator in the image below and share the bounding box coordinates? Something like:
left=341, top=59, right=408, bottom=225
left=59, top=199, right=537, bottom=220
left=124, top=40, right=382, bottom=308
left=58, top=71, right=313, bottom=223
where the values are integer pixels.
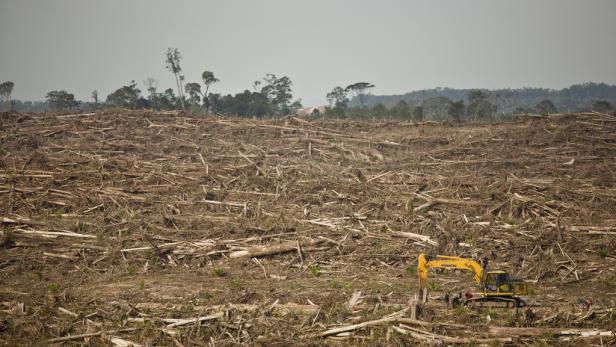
left=418, top=253, right=528, bottom=308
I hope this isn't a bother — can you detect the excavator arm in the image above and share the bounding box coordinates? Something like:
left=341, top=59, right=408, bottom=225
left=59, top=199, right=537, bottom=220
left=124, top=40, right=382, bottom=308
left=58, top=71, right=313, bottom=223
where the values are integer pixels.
left=417, top=253, right=484, bottom=289
left=416, top=253, right=529, bottom=308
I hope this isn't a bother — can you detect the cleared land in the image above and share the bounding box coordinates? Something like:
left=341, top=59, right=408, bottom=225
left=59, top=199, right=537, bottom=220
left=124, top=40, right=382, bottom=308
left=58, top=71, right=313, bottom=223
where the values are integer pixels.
left=1, top=110, right=615, bottom=346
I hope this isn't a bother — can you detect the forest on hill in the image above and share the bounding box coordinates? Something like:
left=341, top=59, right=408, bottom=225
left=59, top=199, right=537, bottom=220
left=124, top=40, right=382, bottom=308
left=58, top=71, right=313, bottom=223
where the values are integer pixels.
left=353, top=83, right=616, bottom=116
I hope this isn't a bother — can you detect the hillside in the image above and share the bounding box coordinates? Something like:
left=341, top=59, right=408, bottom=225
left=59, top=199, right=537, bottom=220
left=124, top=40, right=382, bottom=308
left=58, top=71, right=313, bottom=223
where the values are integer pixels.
left=355, top=82, right=616, bottom=114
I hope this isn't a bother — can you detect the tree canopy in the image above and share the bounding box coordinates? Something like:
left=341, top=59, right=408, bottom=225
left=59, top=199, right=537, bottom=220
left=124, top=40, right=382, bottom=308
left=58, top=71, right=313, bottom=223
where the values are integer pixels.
left=345, top=82, right=374, bottom=107
left=202, top=71, right=219, bottom=96
left=106, top=81, right=141, bottom=108
left=46, top=90, right=78, bottom=111
left=0, top=81, right=14, bottom=110
left=165, top=48, right=185, bottom=109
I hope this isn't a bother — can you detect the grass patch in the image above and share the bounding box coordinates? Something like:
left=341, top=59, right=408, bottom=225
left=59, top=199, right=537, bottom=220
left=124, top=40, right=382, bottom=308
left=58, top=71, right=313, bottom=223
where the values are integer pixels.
left=212, top=266, right=225, bottom=277
left=229, top=278, right=242, bottom=290
left=454, top=306, right=471, bottom=318
left=308, top=264, right=320, bottom=277
left=486, top=308, right=498, bottom=319
left=127, top=265, right=136, bottom=275
left=503, top=218, right=517, bottom=225
left=48, top=282, right=60, bottom=295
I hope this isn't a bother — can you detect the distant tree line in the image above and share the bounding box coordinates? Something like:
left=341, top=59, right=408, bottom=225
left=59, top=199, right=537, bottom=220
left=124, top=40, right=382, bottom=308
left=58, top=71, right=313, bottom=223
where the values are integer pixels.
left=2, top=55, right=616, bottom=120
left=317, top=82, right=615, bottom=121
left=337, top=83, right=616, bottom=121
left=0, top=48, right=302, bottom=117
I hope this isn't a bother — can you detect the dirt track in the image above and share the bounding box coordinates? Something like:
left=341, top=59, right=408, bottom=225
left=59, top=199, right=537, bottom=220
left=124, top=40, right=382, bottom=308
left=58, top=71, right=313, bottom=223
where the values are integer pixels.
left=1, top=110, right=615, bottom=345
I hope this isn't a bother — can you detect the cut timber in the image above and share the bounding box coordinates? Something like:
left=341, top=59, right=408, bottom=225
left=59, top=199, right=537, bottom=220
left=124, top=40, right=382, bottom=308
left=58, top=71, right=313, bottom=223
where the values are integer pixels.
left=568, top=225, right=616, bottom=235
left=238, top=150, right=268, bottom=176
left=48, top=329, right=137, bottom=343
left=109, top=337, right=142, bottom=347
left=319, top=315, right=399, bottom=337
left=229, top=239, right=321, bottom=258
left=165, top=312, right=223, bottom=328
left=394, top=324, right=513, bottom=344
left=202, top=199, right=245, bottom=208
left=413, top=201, right=438, bottom=213
left=16, top=229, right=96, bottom=239
left=390, top=230, right=438, bottom=246
left=132, top=302, right=318, bottom=317
left=488, top=326, right=614, bottom=338
left=1, top=217, right=42, bottom=225
left=319, top=315, right=475, bottom=337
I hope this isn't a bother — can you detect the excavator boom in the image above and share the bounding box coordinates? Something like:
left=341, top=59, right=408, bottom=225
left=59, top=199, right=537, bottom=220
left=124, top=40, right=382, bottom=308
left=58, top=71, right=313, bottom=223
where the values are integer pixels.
left=418, top=253, right=484, bottom=289
left=416, top=253, right=528, bottom=308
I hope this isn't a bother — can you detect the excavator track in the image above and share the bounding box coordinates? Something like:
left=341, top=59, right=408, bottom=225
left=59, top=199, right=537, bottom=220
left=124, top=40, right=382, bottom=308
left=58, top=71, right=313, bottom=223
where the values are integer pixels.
left=464, top=296, right=527, bottom=308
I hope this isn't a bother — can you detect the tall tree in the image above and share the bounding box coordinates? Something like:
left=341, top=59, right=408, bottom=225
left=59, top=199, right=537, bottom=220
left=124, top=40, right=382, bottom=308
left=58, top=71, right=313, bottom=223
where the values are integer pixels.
left=326, top=86, right=349, bottom=117
left=106, top=81, right=141, bottom=108
left=345, top=82, right=374, bottom=107
left=144, top=78, right=158, bottom=109
left=184, top=82, right=202, bottom=106
left=260, top=74, right=295, bottom=115
left=201, top=71, right=219, bottom=96
left=91, top=90, right=98, bottom=109
left=326, top=87, right=348, bottom=108
left=165, top=48, right=185, bottom=109
left=0, top=81, right=15, bottom=111
left=46, top=90, right=78, bottom=111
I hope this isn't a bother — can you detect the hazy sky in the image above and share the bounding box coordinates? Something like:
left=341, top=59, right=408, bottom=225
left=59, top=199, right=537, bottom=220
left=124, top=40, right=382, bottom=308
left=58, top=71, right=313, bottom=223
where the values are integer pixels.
left=1, top=0, right=615, bottom=106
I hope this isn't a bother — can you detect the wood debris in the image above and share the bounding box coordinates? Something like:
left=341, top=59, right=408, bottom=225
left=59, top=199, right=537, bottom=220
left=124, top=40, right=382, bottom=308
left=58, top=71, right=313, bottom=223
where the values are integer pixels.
left=1, top=110, right=615, bottom=345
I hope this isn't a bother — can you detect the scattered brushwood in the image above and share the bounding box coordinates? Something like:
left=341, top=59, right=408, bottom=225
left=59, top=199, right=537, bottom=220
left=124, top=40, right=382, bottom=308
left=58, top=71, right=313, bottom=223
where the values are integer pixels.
left=1, top=109, right=615, bottom=345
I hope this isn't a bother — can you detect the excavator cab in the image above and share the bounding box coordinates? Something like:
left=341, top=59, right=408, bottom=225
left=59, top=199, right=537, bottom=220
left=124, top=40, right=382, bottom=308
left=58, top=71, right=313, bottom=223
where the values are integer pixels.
left=482, top=271, right=512, bottom=295
left=482, top=271, right=528, bottom=296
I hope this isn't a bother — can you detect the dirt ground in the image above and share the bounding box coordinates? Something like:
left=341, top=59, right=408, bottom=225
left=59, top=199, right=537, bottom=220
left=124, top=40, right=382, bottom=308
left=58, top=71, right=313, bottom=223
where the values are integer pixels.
left=1, top=110, right=615, bottom=346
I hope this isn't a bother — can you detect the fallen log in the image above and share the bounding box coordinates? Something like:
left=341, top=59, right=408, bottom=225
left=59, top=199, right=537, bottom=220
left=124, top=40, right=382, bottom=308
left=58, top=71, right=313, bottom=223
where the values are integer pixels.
left=16, top=229, right=96, bottom=239
left=1, top=217, right=41, bottom=225
left=229, top=239, right=322, bottom=258
left=394, top=324, right=513, bottom=344
left=568, top=225, right=616, bottom=233
left=165, top=312, right=223, bottom=328
left=319, top=315, right=399, bottom=337
left=109, top=336, right=142, bottom=347
left=488, top=326, right=614, bottom=338
left=390, top=230, right=438, bottom=246
left=319, top=315, right=463, bottom=338
left=413, top=201, right=438, bottom=213
left=48, top=328, right=137, bottom=343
